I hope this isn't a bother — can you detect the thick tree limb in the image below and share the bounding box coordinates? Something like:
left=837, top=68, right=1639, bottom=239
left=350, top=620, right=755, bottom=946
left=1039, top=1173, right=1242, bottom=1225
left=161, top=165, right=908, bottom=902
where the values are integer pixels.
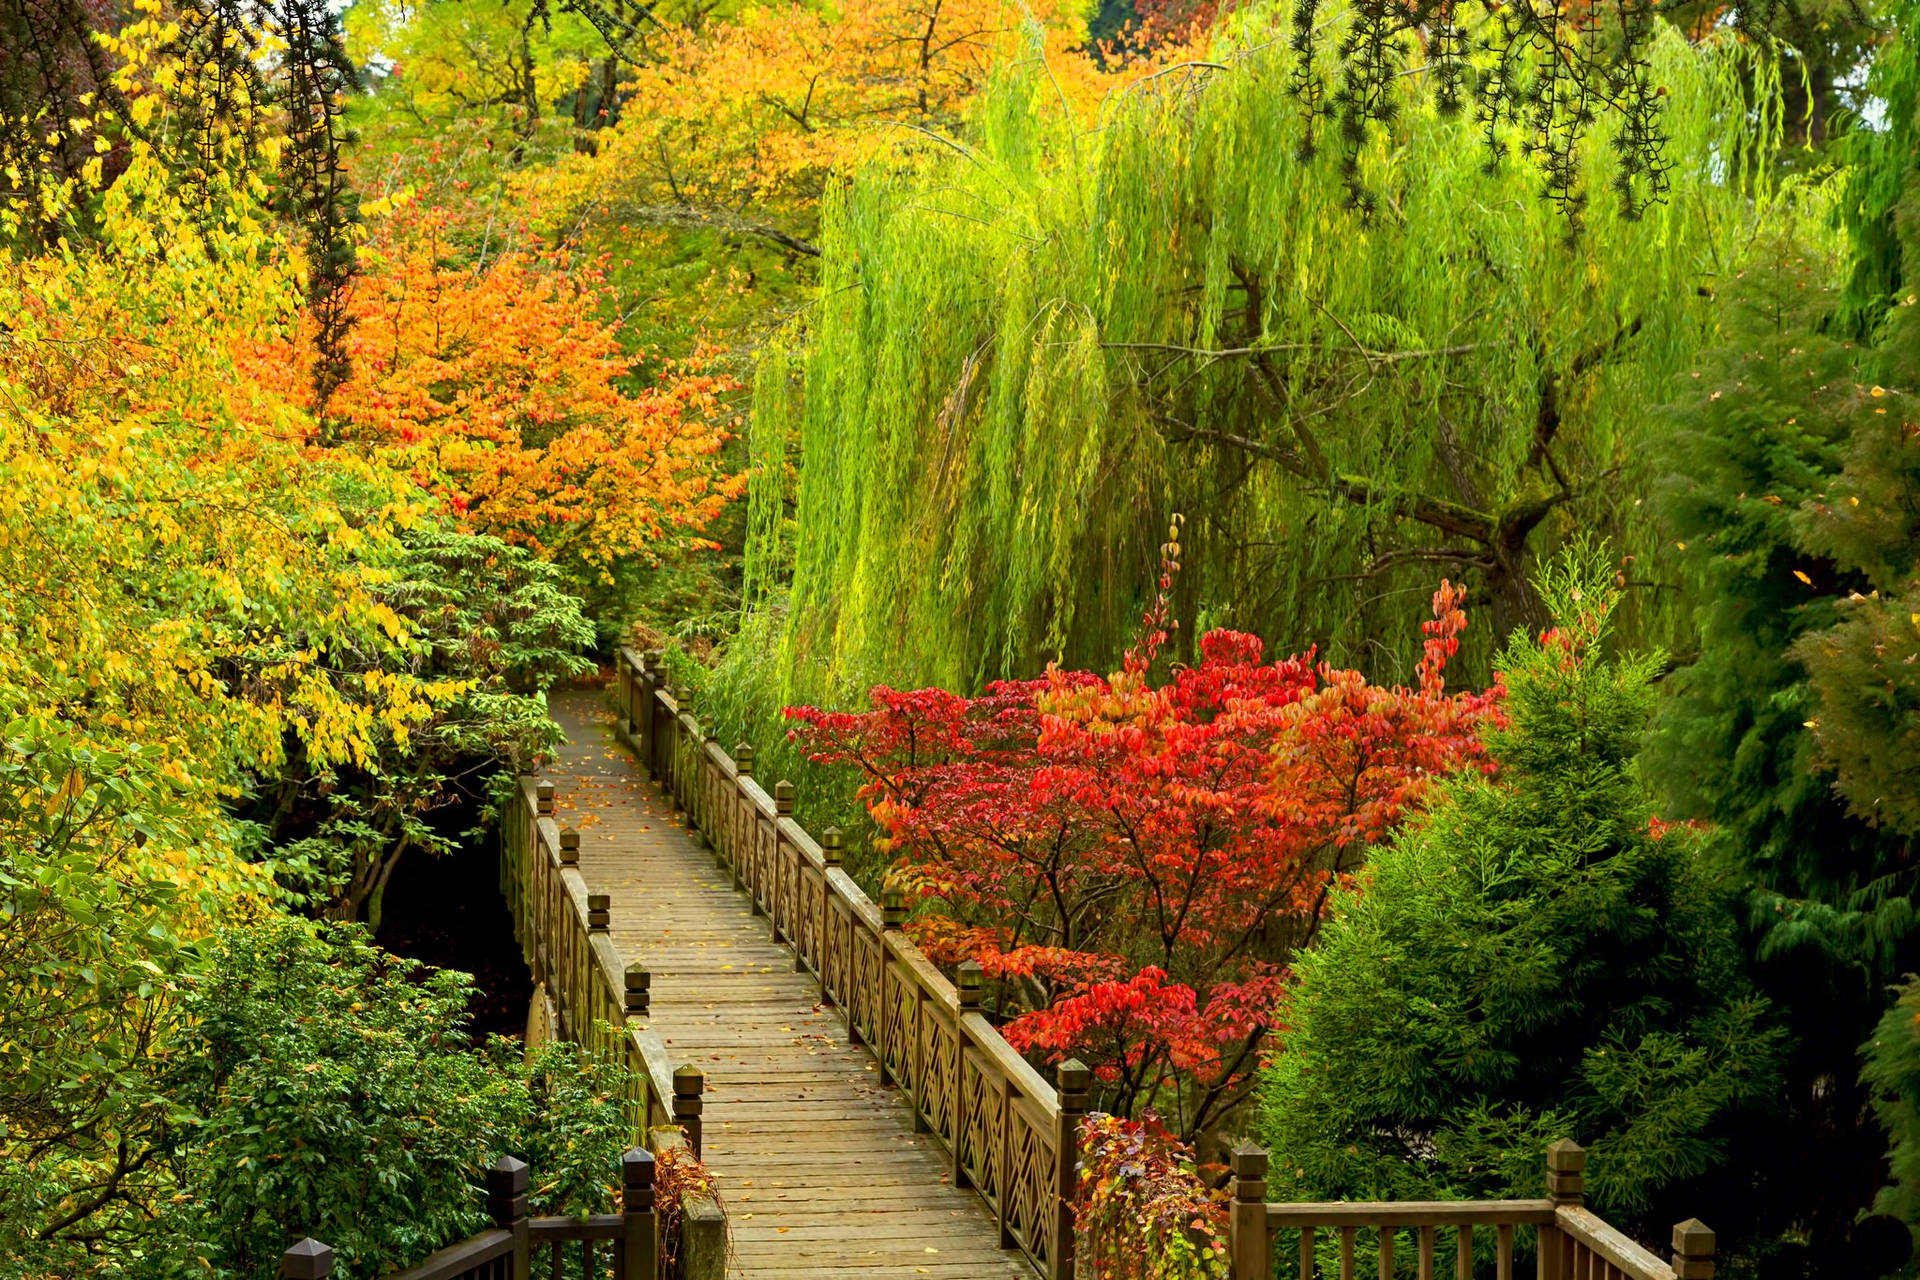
left=611, top=202, right=821, bottom=256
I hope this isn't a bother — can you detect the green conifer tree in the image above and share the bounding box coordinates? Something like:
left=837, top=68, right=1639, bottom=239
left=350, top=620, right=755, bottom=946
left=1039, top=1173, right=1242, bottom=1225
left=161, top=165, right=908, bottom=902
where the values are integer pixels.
left=1648, top=7, right=1920, bottom=1256
left=1256, top=547, right=1781, bottom=1249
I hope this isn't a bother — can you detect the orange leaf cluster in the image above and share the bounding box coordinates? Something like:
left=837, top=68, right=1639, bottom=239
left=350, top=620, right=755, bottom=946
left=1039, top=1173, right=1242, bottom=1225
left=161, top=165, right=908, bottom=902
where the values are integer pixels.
left=243, top=207, right=743, bottom=574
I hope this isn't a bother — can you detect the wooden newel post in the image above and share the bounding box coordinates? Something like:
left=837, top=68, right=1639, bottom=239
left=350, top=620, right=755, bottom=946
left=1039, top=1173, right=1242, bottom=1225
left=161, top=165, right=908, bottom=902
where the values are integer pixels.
left=1052, top=1058, right=1090, bottom=1280
left=674, top=1065, right=706, bottom=1159
left=1671, top=1219, right=1715, bottom=1280
left=279, top=1238, right=333, bottom=1280
left=588, top=894, right=610, bottom=933
left=536, top=781, right=555, bottom=817
left=625, top=962, right=651, bottom=1018
left=773, top=780, right=795, bottom=815
left=957, top=960, right=983, bottom=1009
left=822, top=826, right=843, bottom=867
left=1542, top=1139, right=1585, bottom=1280
left=1229, top=1142, right=1269, bottom=1280
left=639, top=650, right=663, bottom=775
left=622, top=1146, right=659, bottom=1280
left=735, top=743, right=754, bottom=777
left=559, top=827, right=579, bottom=866
left=881, top=885, right=907, bottom=930
left=488, top=1155, right=530, bottom=1280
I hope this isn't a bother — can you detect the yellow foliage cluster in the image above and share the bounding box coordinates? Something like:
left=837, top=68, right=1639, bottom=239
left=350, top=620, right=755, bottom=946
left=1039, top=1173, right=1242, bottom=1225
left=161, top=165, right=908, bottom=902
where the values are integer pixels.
left=0, top=10, right=472, bottom=906
left=527, top=0, right=1195, bottom=234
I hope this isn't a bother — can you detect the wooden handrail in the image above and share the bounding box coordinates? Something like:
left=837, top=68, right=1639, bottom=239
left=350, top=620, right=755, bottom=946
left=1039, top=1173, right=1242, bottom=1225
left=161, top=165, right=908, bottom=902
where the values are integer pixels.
left=615, top=647, right=1083, bottom=1280
left=279, top=1146, right=728, bottom=1280
left=1228, top=1141, right=1717, bottom=1280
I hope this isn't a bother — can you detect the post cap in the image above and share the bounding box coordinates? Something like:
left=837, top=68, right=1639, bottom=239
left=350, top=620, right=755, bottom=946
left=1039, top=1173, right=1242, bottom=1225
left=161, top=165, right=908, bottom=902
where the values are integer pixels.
left=536, top=781, right=555, bottom=812
left=560, top=827, right=580, bottom=849
left=1672, top=1219, right=1715, bottom=1256
left=625, top=963, right=651, bottom=990
left=1546, top=1138, right=1586, bottom=1170
left=622, top=1146, right=656, bottom=1190
left=735, top=743, right=755, bottom=775
left=1230, top=1141, right=1270, bottom=1178
left=881, top=884, right=906, bottom=928
left=674, top=1064, right=706, bottom=1095
left=774, top=780, right=795, bottom=815
left=957, top=960, right=983, bottom=1006
left=822, top=826, right=844, bottom=864
left=488, top=1154, right=529, bottom=1192
left=280, top=1238, right=335, bottom=1280
left=1058, top=1057, right=1091, bottom=1094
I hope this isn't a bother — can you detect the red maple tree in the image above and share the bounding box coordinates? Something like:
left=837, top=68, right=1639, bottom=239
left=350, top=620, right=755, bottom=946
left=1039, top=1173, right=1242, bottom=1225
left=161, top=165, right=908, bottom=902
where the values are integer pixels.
left=788, top=537, right=1501, bottom=1137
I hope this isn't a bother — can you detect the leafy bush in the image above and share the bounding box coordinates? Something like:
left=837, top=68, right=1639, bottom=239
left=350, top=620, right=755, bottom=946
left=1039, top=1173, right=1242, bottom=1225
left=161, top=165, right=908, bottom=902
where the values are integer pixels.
left=150, top=919, right=630, bottom=1279
left=1257, top=548, right=1783, bottom=1240
left=1075, top=1114, right=1227, bottom=1280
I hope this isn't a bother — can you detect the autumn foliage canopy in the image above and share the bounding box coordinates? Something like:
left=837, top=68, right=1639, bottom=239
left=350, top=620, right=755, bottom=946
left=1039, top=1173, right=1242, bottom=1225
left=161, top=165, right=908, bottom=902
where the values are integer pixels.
left=788, top=571, right=1500, bottom=1132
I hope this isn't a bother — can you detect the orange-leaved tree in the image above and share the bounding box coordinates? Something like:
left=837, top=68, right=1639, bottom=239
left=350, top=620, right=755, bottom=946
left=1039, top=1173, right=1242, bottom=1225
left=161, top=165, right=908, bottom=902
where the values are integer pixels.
left=246, top=204, right=744, bottom=586
left=527, top=0, right=1197, bottom=258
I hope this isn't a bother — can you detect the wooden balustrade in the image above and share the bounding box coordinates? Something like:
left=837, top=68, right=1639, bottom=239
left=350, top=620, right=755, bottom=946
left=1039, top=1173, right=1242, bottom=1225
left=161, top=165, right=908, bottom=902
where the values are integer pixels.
left=278, top=1149, right=721, bottom=1280
left=1228, top=1141, right=1716, bottom=1280
left=614, top=647, right=1084, bottom=1280
left=499, top=769, right=706, bottom=1155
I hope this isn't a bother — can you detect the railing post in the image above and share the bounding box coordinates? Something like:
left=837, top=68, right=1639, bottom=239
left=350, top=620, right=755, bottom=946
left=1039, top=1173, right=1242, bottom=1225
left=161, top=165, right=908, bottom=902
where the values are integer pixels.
left=537, top=780, right=555, bottom=817
left=625, top=962, right=650, bottom=1018
left=771, top=782, right=794, bottom=959
left=674, top=1064, right=706, bottom=1159
left=280, top=1239, right=333, bottom=1280
left=1541, top=1139, right=1584, bottom=1280
left=819, top=827, right=843, bottom=1000
left=772, top=781, right=795, bottom=947
left=588, top=893, right=611, bottom=933
left=1671, top=1219, right=1715, bottom=1280
left=622, top=1147, right=659, bottom=1280
left=1052, top=1058, right=1090, bottom=1280
left=559, top=827, right=579, bottom=867
left=878, top=886, right=905, bottom=1084
left=730, top=743, right=754, bottom=884
left=488, top=1155, right=530, bottom=1280
left=639, top=650, right=662, bottom=776
left=1229, top=1142, right=1269, bottom=1280
left=952, top=960, right=982, bottom=1190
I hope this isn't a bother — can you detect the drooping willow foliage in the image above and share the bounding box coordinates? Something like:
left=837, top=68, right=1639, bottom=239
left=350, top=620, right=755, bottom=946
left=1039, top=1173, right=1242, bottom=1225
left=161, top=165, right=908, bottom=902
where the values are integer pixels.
left=717, top=3, right=1799, bottom=738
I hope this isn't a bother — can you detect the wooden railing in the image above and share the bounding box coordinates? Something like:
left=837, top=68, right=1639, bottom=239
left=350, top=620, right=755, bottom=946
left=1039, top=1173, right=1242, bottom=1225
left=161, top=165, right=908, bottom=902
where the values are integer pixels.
left=500, top=773, right=709, bottom=1160
left=615, top=647, right=1087, bottom=1280
left=276, top=1147, right=720, bottom=1280
left=1227, top=1140, right=1716, bottom=1280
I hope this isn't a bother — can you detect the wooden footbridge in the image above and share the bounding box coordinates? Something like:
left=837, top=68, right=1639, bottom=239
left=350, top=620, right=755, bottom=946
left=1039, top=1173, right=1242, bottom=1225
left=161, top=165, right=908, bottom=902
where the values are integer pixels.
left=283, top=649, right=1724, bottom=1280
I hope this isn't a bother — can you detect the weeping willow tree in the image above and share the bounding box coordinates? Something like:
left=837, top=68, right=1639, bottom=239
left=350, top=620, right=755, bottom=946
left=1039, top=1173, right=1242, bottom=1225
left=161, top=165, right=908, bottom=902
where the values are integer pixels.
left=724, top=3, right=1792, bottom=723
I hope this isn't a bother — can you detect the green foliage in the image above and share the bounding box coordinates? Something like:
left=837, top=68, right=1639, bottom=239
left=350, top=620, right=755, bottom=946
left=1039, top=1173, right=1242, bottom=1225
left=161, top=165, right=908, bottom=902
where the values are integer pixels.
left=0, top=728, right=203, bottom=1277
left=149, top=919, right=630, bottom=1280
left=1648, top=197, right=1919, bottom=1251
left=252, top=522, right=594, bottom=925
left=732, top=3, right=1794, bottom=740
left=1256, top=548, right=1781, bottom=1242
left=1864, top=981, right=1920, bottom=1239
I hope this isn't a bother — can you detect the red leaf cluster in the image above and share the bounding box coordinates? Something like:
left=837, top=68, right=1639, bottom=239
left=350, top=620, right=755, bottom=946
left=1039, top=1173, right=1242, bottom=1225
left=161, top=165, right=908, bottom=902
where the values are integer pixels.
left=787, top=582, right=1500, bottom=1132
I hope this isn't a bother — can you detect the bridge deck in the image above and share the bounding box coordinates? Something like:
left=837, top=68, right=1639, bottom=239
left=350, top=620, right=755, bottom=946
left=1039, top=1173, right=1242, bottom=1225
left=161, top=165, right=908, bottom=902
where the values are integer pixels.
left=547, top=688, right=1035, bottom=1280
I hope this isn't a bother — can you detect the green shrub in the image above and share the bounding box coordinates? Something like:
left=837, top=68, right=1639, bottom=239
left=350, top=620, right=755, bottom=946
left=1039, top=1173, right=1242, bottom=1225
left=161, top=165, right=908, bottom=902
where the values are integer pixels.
left=148, top=919, right=629, bottom=1280
left=1256, top=549, right=1782, bottom=1242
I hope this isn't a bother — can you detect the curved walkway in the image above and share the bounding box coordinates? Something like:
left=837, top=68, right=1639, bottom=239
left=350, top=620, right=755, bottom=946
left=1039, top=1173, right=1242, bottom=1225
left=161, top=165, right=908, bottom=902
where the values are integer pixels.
left=546, top=687, right=1034, bottom=1280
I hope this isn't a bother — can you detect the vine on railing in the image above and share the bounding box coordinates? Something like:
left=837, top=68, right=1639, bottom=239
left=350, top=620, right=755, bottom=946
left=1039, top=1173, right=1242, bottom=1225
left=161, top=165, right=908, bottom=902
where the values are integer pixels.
left=616, top=646, right=1087, bottom=1280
